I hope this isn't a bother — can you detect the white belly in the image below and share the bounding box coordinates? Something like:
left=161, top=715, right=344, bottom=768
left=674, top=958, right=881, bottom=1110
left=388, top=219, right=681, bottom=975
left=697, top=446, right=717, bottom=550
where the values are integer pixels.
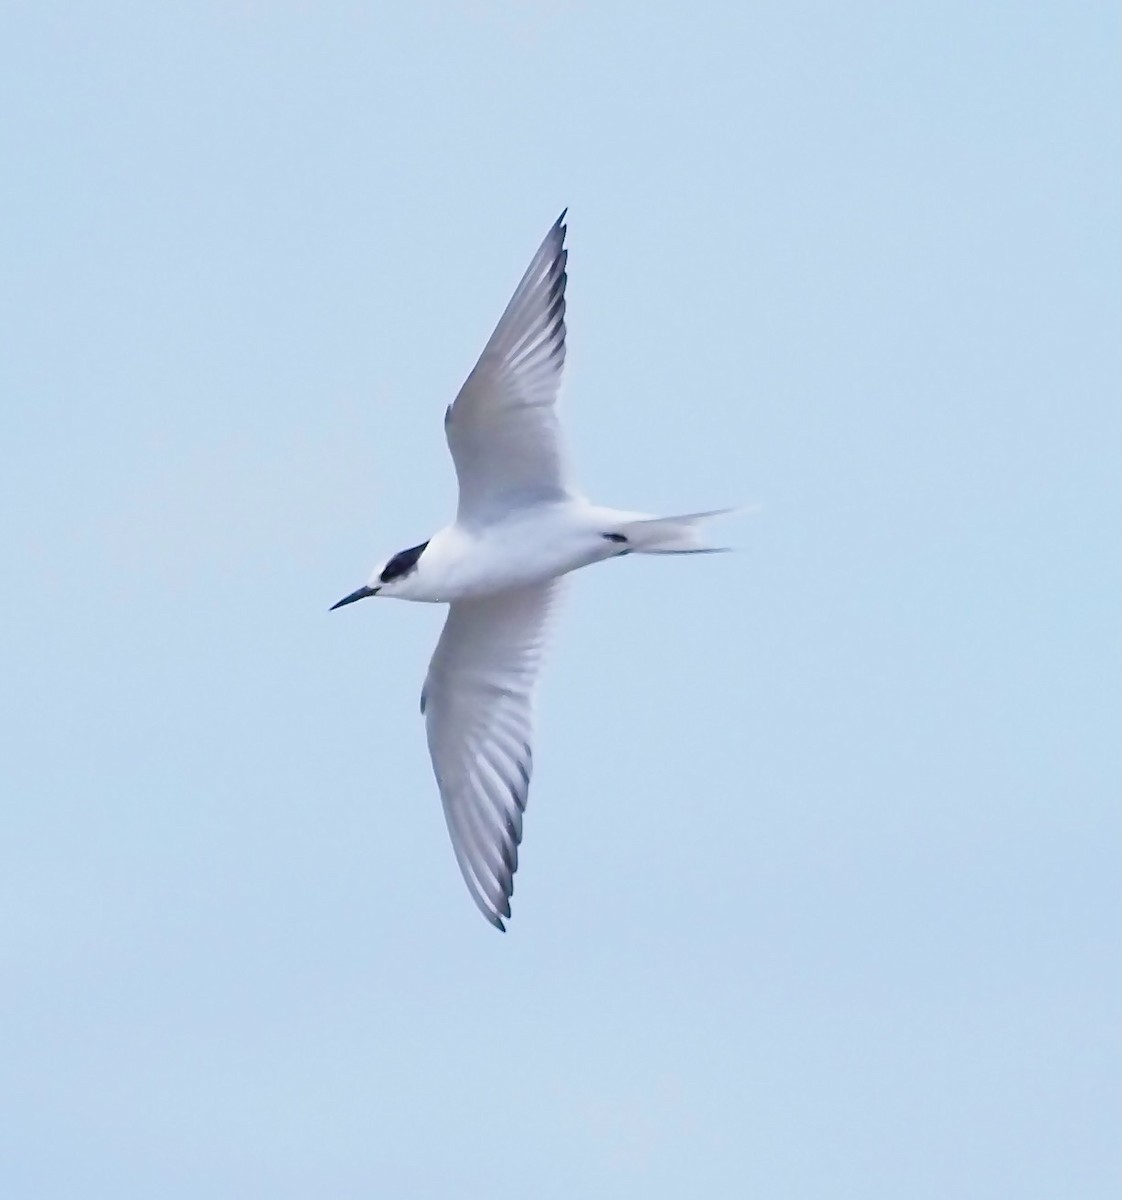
left=400, top=501, right=638, bottom=603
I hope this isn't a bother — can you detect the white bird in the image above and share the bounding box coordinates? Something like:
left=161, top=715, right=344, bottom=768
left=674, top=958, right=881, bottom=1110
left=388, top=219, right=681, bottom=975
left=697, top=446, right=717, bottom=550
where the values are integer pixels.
left=332, top=212, right=727, bottom=930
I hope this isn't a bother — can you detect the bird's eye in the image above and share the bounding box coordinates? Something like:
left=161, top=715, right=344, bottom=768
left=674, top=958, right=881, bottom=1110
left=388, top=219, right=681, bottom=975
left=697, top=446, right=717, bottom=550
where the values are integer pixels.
left=380, top=541, right=429, bottom=583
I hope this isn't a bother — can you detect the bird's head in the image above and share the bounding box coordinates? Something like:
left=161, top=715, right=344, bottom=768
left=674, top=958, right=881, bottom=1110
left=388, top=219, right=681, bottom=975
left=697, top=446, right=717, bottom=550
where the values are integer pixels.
left=330, top=540, right=430, bottom=610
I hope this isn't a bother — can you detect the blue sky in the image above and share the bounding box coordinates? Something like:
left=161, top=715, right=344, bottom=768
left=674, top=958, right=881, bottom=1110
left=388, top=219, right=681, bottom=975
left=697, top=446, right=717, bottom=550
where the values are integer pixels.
left=1, top=2, right=1118, bottom=1196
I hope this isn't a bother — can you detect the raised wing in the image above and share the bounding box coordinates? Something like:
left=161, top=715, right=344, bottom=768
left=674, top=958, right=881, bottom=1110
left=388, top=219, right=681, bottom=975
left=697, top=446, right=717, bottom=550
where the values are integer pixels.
left=445, top=212, right=574, bottom=526
left=420, top=581, right=561, bottom=930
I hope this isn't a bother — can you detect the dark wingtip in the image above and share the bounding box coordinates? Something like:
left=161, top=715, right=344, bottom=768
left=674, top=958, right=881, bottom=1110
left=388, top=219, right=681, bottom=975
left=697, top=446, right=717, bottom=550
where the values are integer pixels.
left=553, top=209, right=568, bottom=246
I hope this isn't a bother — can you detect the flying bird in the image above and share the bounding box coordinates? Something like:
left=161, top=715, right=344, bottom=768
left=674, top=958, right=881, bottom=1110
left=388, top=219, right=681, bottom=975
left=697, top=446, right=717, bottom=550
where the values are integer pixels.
left=332, top=212, right=728, bottom=929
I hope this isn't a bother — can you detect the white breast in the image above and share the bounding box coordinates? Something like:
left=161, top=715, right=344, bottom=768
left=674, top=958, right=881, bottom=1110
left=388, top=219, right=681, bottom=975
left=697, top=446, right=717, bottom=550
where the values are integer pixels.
left=398, top=501, right=625, bottom=603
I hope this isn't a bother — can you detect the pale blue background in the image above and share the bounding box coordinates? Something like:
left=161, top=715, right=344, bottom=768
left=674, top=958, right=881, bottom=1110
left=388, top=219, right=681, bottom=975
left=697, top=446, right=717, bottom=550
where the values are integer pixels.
left=1, top=3, right=1117, bottom=1196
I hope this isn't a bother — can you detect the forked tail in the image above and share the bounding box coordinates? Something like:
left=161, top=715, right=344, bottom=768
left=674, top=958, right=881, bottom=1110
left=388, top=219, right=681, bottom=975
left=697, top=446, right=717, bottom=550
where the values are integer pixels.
left=614, top=508, right=734, bottom=554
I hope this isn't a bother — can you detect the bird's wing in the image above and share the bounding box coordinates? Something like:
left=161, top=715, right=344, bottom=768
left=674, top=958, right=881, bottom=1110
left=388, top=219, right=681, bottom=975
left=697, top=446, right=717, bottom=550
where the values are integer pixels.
left=421, top=580, right=561, bottom=930
left=444, top=212, right=574, bottom=526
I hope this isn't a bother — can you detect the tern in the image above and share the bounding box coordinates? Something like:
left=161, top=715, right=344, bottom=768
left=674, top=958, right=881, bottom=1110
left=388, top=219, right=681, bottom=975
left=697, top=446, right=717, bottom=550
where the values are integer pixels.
left=332, top=212, right=728, bottom=929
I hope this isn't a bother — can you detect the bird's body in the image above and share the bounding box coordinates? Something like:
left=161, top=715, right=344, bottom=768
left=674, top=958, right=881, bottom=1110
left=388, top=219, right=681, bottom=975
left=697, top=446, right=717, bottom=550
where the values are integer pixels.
left=375, top=500, right=651, bottom=604
left=333, top=212, right=727, bottom=929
